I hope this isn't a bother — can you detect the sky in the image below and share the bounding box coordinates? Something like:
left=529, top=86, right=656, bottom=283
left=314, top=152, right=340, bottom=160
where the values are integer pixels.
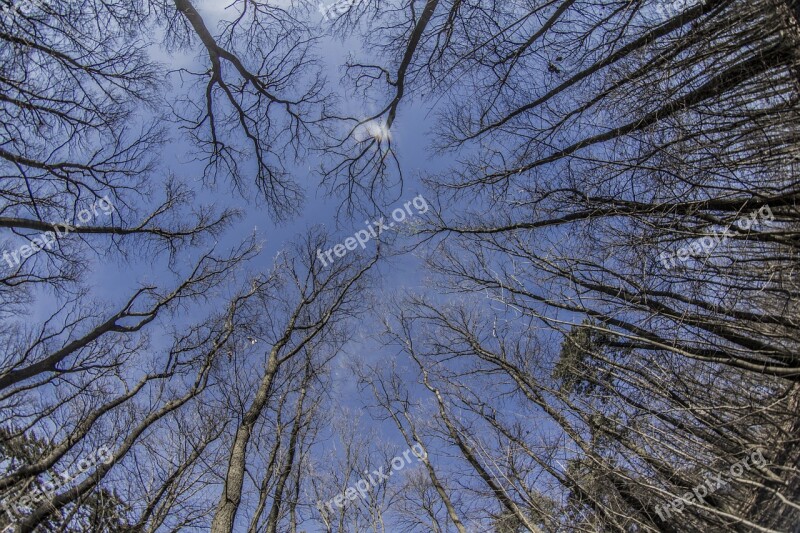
left=3, top=2, right=508, bottom=529
left=85, top=0, right=454, bottom=479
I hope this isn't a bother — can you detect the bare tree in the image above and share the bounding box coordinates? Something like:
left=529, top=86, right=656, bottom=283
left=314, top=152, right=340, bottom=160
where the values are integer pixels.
left=209, top=231, right=377, bottom=532
left=3, top=0, right=800, bottom=530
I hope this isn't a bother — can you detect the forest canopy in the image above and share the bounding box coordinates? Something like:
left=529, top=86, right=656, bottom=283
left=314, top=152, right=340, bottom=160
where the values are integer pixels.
left=0, top=0, right=798, bottom=531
